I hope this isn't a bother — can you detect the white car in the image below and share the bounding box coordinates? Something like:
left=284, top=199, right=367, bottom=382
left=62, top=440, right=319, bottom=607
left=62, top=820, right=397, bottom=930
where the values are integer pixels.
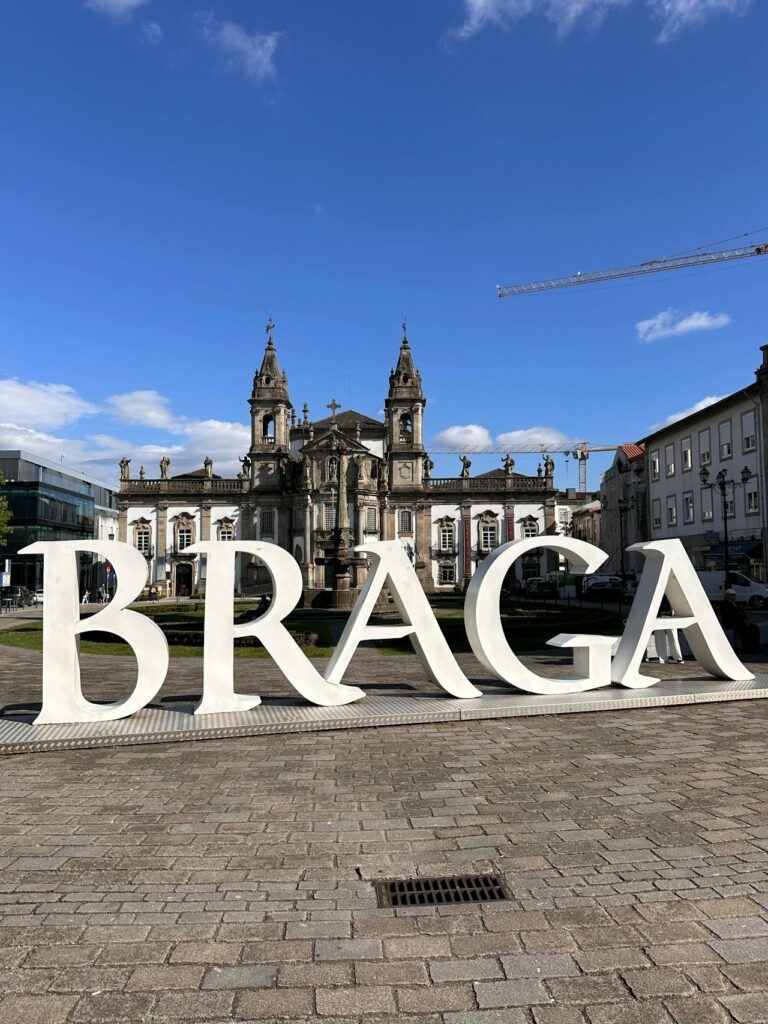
left=33, top=589, right=44, bottom=605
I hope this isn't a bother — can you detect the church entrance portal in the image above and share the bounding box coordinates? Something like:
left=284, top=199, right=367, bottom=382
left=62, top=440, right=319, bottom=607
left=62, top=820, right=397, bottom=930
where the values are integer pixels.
left=175, top=563, right=193, bottom=597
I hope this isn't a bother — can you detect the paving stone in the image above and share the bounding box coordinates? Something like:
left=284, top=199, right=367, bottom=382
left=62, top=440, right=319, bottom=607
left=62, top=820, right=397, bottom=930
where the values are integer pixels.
left=664, top=996, right=731, bottom=1024
left=430, top=958, right=504, bottom=983
left=532, top=1010, right=587, bottom=1024
left=202, top=964, right=278, bottom=989
left=501, top=954, right=579, bottom=979
left=721, top=994, right=768, bottom=1023
left=709, top=938, right=768, bottom=963
left=234, top=987, right=315, bottom=1019
left=125, top=963, right=205, bottom=990
left=399, top=983, right=476, bottom=1013
left=585, top=1003, right=672, bottom=1024
left=622, top=967, right=694, bottom=998
left=546, top=975, right=627, bottom=1004
left=0, top=995, right=78, bottom=1024
left=444, top=1012, right=526, bottom=1024
left=155, top=990, right=235, bottom=1020
left=474, top=979, right=552, bottom=1008
left=723, top=963, right=768, bottom=990
left=647, top=943, right=722, bottom=966
left=315, top=937, right=382, bottom=961
left=316, top=985, right=396, bottom=1016
left=70, top=991, right=155, bottom=1022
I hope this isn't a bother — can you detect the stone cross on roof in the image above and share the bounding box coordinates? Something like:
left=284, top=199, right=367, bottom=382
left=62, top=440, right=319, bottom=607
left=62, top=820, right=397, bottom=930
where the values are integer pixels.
left=326, top=398, right=341, bottom=421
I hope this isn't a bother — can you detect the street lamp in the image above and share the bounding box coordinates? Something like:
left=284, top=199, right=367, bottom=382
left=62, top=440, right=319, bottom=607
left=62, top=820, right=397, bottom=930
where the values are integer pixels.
left=699, top=464, right=753, bottom=589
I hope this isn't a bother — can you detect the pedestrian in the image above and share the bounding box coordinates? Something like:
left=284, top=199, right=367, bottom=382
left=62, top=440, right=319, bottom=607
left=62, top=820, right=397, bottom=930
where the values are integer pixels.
left=720, top=589, right=751, bottom=651
left=82, top=589, right=90, bottom=604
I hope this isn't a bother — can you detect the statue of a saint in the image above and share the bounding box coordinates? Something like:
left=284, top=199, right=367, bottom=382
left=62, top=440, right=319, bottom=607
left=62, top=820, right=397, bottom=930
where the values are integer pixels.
left=503, top=454, right=515, bottom=476
left=159, top=455, right=170, bottom=480
left=460, top=455, right=471, bottom=478
left=204, top=457, right=213, bottom=480
left=139, top=465, right=146, bottom=480
left=424, top=456, right=434, bottom=480
left=119, top=457, right=131, bottom=482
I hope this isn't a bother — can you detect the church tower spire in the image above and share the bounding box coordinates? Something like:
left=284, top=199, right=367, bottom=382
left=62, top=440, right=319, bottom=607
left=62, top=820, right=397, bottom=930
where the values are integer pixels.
left=248, top=318, right=292, bottom=455
left=385, top=319, right=426, bottom=490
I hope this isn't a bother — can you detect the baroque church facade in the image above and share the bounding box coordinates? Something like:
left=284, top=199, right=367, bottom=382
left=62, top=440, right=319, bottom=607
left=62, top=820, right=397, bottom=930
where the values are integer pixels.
left=118, top=325, right=582, bottom=602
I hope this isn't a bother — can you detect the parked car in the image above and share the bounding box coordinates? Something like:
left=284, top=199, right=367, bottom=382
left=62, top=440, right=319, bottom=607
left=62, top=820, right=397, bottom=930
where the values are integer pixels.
left=33, top=589, right=44, bottom=606
left=697, top=569, right=768, bottom=609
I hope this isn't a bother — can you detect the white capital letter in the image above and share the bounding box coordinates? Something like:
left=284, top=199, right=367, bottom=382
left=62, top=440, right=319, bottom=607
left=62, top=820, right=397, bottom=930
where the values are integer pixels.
left=465, top=538, right=615, bottom=694
left=612, top=539, right=753, bottom=687
left=189, top=542, right=364, bottom=712
left=325, top=541, right=481, bottom=698
left=20, top=541, right=169, bottom=724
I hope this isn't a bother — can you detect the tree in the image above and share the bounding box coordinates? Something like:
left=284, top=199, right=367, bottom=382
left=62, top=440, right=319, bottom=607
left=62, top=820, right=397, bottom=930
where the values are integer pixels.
left=0, top=472, right=11, bottom=548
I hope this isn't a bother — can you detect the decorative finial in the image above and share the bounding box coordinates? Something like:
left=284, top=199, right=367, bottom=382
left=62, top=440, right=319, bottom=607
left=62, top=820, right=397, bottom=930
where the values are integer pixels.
left=327, top=398, right=341, bottom=422
left=401, top=315, right=408, bottom=343
left=265, top=316, right=275, bottom=345
left=302, top=402, right=309, bottom=425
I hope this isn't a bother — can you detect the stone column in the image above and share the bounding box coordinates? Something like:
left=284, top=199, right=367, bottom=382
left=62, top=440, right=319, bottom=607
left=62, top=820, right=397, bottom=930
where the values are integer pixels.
left=118, top=501, right=128, bottom=543
left=303, top=497, right=313, bottom=588
left=200, top=503, right=212, bottom=541
left=415, top=503, right=433, bottom=591
left=504, top=502, right=515, bottom=543
left=155, top=502, right=168, bottom=596
left=461, top=502, right=473, bottom=587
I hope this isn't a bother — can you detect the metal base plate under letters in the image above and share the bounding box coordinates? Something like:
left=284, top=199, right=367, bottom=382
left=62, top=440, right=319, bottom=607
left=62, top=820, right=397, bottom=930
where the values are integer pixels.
left=1, top=675, right=768, bottom=755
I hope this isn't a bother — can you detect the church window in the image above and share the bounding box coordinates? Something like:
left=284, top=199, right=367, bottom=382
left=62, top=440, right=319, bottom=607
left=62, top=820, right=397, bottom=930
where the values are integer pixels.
left=399, top=413, right=413, bottom=443
left=261, top=508, right=275, bottom=537
left=521, top=521, right=539, bottom=539
left=366, top=506, right=378, bottom=531
left=399, top=509, right=413, bottom=533
left=218, top=523, right=235, bottom=541
left=292, top=507, right=304, bottom=531
left=439, top=525, right=454, bottom=551
left=438, top=564, right=455, bottom=585
left=262, top=415, right=275, bottom=443
left=177, top=528, right=192, bottom=550
left=324, top=504, right=336, bottom=530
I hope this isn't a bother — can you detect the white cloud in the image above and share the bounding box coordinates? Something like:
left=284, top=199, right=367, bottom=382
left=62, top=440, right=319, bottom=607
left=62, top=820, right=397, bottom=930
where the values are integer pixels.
left=84, top=0, right=149, bottom=20
left=141, top=20, right=163, bottom=44
left=496, top=426, right=574, bottom=447
left=636, top=307, right=730, bottom=343
left=656, top=394, right=725, bottom=428
left=449, top=0, right=748, bottom=40
left=107, top=389, right=175, bottom=429
left=0, top=379, right=100, bottom=429
left=198, top=13, right=281, bottom=82
left=648, top=0, right=750, bottom=41
left=432, top=424, right=493, bottom=450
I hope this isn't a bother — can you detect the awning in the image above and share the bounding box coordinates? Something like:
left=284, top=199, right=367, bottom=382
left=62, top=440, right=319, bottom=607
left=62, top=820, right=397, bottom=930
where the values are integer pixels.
left=705, top=540, right=762, bottom=558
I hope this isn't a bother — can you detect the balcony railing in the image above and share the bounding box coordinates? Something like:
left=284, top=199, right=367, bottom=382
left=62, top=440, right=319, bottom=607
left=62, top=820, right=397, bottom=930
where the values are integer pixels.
left=121, top=477, right=246, bottom=495
left=427, top=476, right=543, bottom=492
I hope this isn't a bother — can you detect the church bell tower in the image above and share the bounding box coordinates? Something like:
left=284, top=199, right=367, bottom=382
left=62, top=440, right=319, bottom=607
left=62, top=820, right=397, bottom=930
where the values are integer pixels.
left=247, top=319, right=292, bottom=486
left=385, top=321, right=425, bottom=490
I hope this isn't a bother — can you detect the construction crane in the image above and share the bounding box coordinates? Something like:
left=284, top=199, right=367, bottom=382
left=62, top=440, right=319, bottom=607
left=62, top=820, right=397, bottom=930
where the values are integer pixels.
left=497, top=239, right=768, bottom=297
left=429, top=441, right=617, bottom=492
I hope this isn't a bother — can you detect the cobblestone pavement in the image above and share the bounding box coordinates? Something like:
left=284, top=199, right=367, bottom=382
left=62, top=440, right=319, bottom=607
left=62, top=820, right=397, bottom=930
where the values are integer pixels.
left=1, top=642, right=768, bottom=1022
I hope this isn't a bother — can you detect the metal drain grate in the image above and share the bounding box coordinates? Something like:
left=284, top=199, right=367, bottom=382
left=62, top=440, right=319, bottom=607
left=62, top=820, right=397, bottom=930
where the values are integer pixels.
left=375, top=873, right=509, bottom=908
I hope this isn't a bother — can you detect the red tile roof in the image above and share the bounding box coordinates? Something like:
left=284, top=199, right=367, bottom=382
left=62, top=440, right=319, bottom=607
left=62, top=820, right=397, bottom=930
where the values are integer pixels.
left=619, top=443, right=645, bottom=462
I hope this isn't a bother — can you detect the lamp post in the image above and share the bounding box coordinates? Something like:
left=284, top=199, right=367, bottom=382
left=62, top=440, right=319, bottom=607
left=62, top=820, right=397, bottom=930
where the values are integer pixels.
left=699, top=464, right=752, bottom=590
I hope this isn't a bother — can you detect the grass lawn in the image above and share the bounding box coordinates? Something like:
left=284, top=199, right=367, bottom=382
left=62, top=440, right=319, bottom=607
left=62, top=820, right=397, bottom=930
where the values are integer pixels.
left=0, top=600, right=624, bottom=659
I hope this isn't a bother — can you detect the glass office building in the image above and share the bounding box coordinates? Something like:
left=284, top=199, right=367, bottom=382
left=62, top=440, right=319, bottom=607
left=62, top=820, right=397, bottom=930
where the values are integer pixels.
left=0, top=451, right=118, bottom=591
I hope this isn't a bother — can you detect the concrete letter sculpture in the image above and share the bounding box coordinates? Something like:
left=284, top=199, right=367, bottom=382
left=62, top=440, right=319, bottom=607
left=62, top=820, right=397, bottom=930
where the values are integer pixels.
left=189, top=541, right=364, bottom=713
left=325, top=541, right=481, bottom=698
left=611, top=539, right=753, bottom=687
left=465, top=537, right=614, bottom=694
left=19, top=541, right=169, bottom=724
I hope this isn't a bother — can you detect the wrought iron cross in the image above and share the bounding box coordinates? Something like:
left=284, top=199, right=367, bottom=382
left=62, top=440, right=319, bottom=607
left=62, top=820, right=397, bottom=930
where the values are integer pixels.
left=327, top=398, right=341, bottom=421
left=265, top=316, right=275, bottom=340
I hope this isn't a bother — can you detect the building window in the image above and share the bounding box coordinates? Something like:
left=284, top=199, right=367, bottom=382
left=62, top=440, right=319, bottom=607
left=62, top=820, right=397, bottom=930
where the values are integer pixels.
left=665, top=443, right=675, bottom=478
left=725, top=495, right=735, bottom=518
left=365, top=506, right=378, bottom=532
left=521, top=521, right=538, bottom=539
left=683, top=492, right=694, bottom=524
left=719, top=420, right=732, bottom=459
left=399, top=509, right=413, bottom=533
left=699, top=427, right=711, bottom=465
left=218, top=523, right=235, bottom=541
left=292, top=507, right=304, bottom=531
left=650, top=450, right=660, bottom=480
left=681, top=437, right=692, bottom=472
left=323, top=504, right=336, bottom=530
left=439, top=524, right=454, bottom=551
left=399, top=413, right=413, bottom=443
left=666, top=496, right=677, bottom=527
left=747, top=485, right=760, bottom=514
left=178, top=528, right=192, bottom=550
left=135, top=527, right=151, bottom=554
left=742, top=410, right=757, bottom=453
left=701, top=487, right=713, bottom=522
left=261, top=508, right=275, bottom=536
left=438, top=564, right=455, bottom=585
left=479, top=521, right=498, bottom=552
left=652, top=498, right=661, bottom=530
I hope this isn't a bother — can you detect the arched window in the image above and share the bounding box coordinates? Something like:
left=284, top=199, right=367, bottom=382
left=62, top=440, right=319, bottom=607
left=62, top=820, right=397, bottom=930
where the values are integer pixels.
left=262, top=414, right=275, bottom=443
left=399, top=413, right=413, bottom=443
left=521, top=518, right=539, bottom=539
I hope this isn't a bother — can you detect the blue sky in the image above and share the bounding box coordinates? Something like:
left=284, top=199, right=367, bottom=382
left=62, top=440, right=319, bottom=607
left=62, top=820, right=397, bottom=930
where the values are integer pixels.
left=0, top=0, right=766, bottom=487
